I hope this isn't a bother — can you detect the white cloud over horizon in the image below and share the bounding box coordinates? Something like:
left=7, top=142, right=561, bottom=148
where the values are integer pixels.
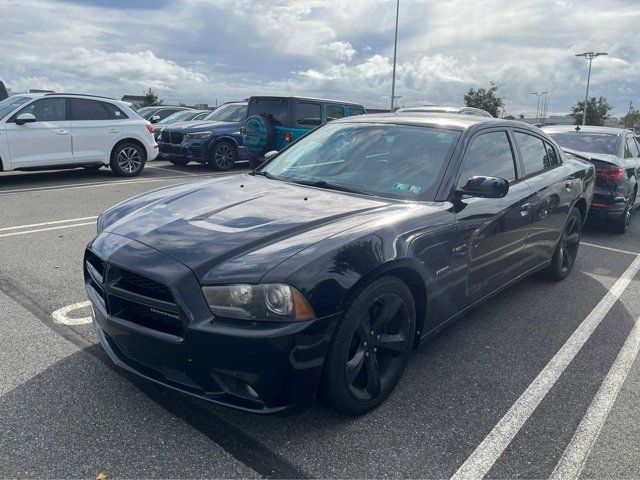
left=1, top=0, right=639, bottom=116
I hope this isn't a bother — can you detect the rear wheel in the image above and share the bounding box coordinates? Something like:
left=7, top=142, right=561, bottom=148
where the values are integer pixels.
left=321, top=277, right=416, bottom=415
left=208, top=141, right=236, bottom=171
left=609, top=190, right=635, bottom=234
left=110, top=142, right=145, bottom=177
left=547, top=207, right=581, bottom=281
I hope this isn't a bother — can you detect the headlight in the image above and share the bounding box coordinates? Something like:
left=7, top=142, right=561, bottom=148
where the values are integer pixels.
left=186, top=131, right=214, bottom=139
left=202, top=284, right=315, bottom=322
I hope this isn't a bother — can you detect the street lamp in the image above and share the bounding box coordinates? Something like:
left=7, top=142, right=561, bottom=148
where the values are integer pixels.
left=575, top=51, right=607, bottom=126
left=531, top=92, right=542, bottom=122
left=390, top=0, right=400, bottom=111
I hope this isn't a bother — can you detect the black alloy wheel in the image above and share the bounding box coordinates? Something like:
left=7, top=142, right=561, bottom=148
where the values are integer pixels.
left=610, top=190, right=636, bottom=234
left=209, top=141, right=236, bottom=171
left=321, top=277, right=416, bottom=415
left=547, top=207, right=581, bottom=281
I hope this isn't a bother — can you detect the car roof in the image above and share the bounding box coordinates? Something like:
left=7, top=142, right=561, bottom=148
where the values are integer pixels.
left=333, top=112, right=524, bottom=131
left=398, top=105, right=492, bottom=117
left=542, top=125, right=629, bottom=136
left=248, top=95, right=364, bottom=107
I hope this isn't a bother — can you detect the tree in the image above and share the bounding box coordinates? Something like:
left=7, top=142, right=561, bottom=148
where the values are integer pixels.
left=140, top=88, right=163, bottom=107
left=570, top=96, right=612, bottom=126
left=620, top=107, right=640, bottom=130
left=464, top=81, right=504, bottom=117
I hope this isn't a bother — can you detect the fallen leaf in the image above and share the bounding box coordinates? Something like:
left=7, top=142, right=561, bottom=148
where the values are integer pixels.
left=96, top=473, right=107, bottom=480
left=485, top=345, right=491, bottom=352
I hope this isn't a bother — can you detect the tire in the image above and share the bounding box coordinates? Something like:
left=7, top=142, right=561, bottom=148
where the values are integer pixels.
left=547, top=207, right=582, bottom=281
left=609, top=190, right=635, bottom=234
left=169, top=158, right=190, bottom=166
left=242, top=115, right=275, bottom=156
left=208, top=141, right=236, bottom=171
left=110, top=142, right=146, bottom=177
left=321, top=276, right=416, bottom=416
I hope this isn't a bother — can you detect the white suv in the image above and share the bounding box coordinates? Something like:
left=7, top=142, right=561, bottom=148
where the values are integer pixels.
left=0, top=93, right=158, bottom=177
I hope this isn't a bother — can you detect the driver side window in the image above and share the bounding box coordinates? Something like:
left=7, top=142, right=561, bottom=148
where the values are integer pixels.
left=12, top=98, right=66, bottom=122
left=457, top=131, right=516, bottom=187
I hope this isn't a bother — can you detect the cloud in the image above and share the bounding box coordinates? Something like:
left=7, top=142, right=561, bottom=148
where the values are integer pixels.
left=1, top=0, right=639, bottom=115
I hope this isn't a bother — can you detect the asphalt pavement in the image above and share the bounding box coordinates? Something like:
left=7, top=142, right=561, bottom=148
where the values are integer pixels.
left=1, top=160, right=639, bottom=479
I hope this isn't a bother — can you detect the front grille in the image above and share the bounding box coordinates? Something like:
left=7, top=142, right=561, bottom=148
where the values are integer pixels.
left=84, top=248, right=184, bottom=339
left=170, top=131, right=184, bottom=144
left=161, top=130, right=171, bottom=143
left=112, top=267, right=174, bottom=303
left=110, top=296, right=183, bottom=338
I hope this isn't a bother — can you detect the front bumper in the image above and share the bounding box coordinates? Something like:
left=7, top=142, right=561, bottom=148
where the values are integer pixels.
left=158, top=138, right=208, bottom=163
left=84, top=233, right=337, bottom=413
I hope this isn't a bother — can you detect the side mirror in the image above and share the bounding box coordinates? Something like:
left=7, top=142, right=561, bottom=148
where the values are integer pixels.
left=455, top=176, right=509, bottom=199
left=15, top=113, right=36, bottom=125
left=264, top=150, right=279, bottom=161
left=151, top=115, right=161, bottom=123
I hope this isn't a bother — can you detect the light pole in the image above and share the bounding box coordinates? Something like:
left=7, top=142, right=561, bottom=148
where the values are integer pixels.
left=531, top=92, right=541, bottom=122
left=540, top=91, right=548, bottom=123
left=390, top=0, right=400, bottom=111
left=575, top=51, right=607, bottom=126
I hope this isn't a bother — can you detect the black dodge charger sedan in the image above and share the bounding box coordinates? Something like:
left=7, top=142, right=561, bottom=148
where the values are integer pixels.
left=85, top=114, right=594, bottom=415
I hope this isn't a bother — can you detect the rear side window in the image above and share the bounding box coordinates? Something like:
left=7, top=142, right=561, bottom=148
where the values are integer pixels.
left=295, top=102, right=322, bottom=127
left=101, top=102, right=128, bottom=119
left=625, top=136, right=639, bottom=158
left=13, top=98, right=66, bottom=122
left=349, top=107, right=366, bottom=117
left=327, top=105, right=345, bottom=120
left=156, top=108, right=180, bottom=120
left=248, top=98, right=288, bottom=126
left=515, top=131, right=556, bottom=175
left=458, top=131, right=516, bottom=185
left=70, top=98, right=110, bottom=120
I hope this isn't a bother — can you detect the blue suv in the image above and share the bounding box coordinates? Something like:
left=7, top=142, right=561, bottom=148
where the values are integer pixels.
left=157, top=101, right=247, bottom=170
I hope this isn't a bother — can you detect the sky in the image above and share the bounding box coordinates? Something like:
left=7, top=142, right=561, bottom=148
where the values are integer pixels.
left=1, top=0, right=639, bottom=116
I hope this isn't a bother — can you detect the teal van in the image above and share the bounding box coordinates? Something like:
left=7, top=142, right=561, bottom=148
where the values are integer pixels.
left=240, top=96, right=366, bottom=167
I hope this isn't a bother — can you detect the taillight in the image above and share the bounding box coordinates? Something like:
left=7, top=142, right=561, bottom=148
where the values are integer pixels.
left=595, top=167, right=623, bottom=180
left=146, top=123, right=154, bottom=135
left=284, top=131, right=292, bottom=142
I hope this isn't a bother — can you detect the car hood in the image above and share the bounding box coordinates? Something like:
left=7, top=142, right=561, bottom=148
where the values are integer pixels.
left=99, top=174, right=403, bottom=282
left=163, top=120, right=238, bottom=132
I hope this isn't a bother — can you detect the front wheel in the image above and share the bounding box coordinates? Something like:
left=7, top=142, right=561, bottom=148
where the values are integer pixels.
left=208, top=141, right=236, bottom=171
left=110, top=142, right=146, bottom=177
left=547, top=207, right=581, bottom=281
left=321, top=277, right=416, bottom=416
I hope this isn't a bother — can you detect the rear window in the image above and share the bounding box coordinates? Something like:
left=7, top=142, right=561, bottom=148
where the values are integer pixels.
left=327, top=105, right=345, bottom=120
left=295, top=102, right=322, bottom=127
left=248, top=98, right=288, bottom=126
left=547, top=131, right=618, bottom=156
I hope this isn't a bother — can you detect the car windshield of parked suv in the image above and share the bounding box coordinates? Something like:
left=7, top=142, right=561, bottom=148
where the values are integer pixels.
left=547, top=131, right=619, bottom=155
left=260, top=122, right=460, bottom=200
left=0, top=95, right=32, bottom=120
left=203, top=104, right=246, bottom=122
left=157, top=110, right=199, bottom=125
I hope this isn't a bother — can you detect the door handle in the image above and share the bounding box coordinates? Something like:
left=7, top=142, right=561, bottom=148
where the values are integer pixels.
left=108, top=128, right=118, bottom=133
left=56, top=129, right=69, bottom=135
left=520, top=203, right=531, bottom=216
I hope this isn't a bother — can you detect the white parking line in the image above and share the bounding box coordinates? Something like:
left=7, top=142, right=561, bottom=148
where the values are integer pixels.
left=550, top=313, right=640, bottom=479
left=0, top=222, right=96, bottom=238
left=0, top=173, right=224, bottom=196
left=52, top=301, right=93, bottom=325
left=451, top=253, right=640, bottom=480
left=0, top=216, right=98, bottom=232
left=147, top=164, right=200, bottom=176
left=581, top=242, right=639, bottom=256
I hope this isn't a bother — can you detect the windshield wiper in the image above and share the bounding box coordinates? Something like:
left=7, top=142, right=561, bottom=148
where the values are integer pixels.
left=290, top=179, right=373, bottom=196
left=249, top=170, right=277, bottom=179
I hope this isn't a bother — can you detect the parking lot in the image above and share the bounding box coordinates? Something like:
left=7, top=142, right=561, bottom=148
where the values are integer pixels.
left=1, top=161, right=639, bottom=479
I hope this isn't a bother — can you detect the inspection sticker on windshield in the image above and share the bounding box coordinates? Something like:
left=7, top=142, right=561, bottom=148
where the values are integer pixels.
left=393, top=183, right=422, bottom=194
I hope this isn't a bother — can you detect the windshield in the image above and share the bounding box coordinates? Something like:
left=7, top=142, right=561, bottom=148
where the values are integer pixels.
left=203, top=104, right=246, bottom=122
left=157, top=110, right=197, bottom=125
left=135, top=107, right=156, bottom=119
left=547, top=131, right=619, bottom=156
left=261, top=122, right=460, bottom=200
left=0, top=96, right=32, bottom=120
